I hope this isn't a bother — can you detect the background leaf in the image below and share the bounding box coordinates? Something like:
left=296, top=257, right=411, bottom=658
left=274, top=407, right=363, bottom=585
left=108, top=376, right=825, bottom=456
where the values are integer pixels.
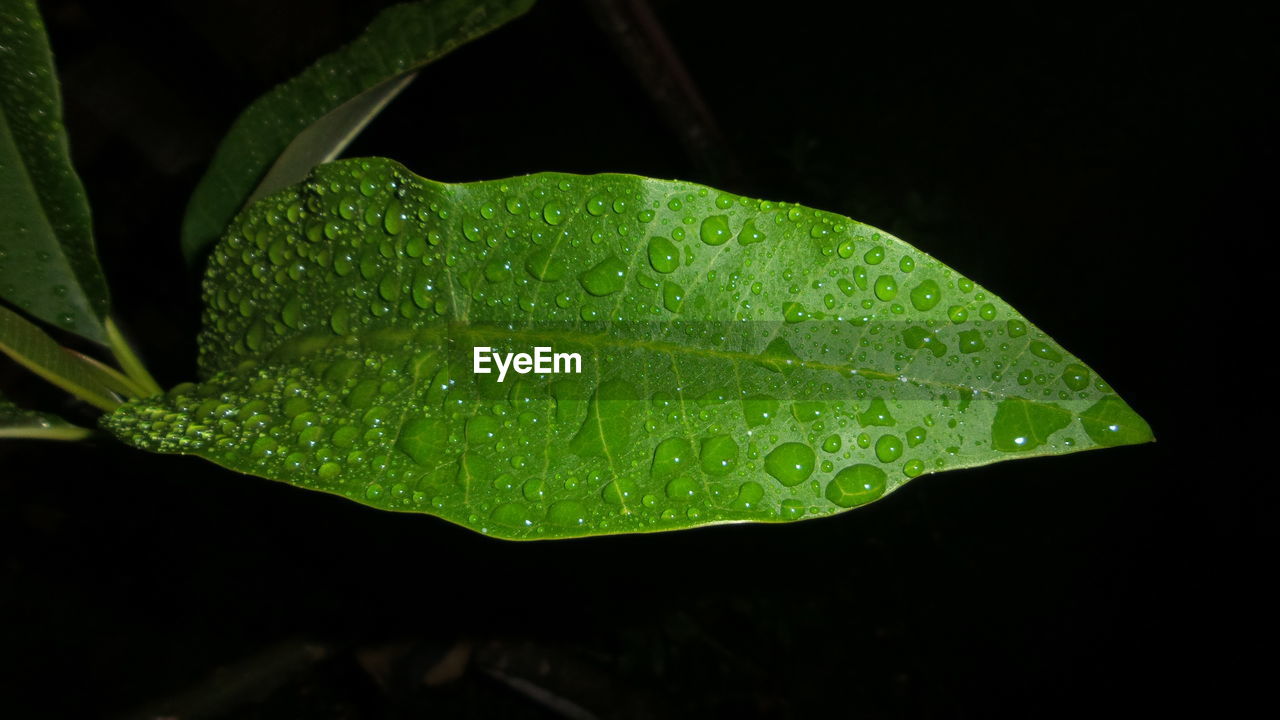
left=0, top=0, right=110, bottom=344
left=179, top=0, right=536, bottom=266
left=107, top=158, right=1151, bottom=539
left=0, top=393, right=91, bottom=440
left=0, top=303, right=119, bottom=412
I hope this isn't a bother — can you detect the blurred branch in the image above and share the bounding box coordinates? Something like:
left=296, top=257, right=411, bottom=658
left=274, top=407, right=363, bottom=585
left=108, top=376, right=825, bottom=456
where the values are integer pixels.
left=583, top=0, right=739, bottom=183
left=122, top=640, right=331, bottom=720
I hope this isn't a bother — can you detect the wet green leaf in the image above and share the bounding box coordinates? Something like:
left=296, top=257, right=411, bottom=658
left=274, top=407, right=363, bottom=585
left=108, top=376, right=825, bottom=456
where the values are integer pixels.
left=0, top=393, right=91, bottom=441
left=0, top=0, right=110, bottom=344
left=180, top=0, right=535, bottom=266
left=107, top=158, right=1152, bottom=540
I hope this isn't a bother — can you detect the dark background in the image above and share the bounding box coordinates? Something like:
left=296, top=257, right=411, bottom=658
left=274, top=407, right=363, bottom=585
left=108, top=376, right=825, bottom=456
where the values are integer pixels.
left=2, top=1, right=1273, bottom=717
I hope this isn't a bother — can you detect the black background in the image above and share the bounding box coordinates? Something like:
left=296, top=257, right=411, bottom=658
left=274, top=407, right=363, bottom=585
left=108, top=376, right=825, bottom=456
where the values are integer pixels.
left=2, top=1, right=1273, bottom=717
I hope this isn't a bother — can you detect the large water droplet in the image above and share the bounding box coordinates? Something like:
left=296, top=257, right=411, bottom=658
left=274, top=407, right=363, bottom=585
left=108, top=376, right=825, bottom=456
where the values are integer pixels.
left=663, top=281, right=685, bottom=313
left=648, top=236, right=680, bottom=273
left=651, top=437, right=695, bottom=480
left=737, top=218, right=765, bottom=245
left=825, top=464, right=887, bottom=507
left=764, top=442, right=816, bottom=487
left=579, top=255, right=627, bottom=296
left=1061, top=363, right=1090, bottom=391
left=874, top=434, right=903, bottom=463
left=991, top=397, right=1071, bottom=451
left=700, top=215, right=730, bottom=245
left=742, top=394, right=779, bottom=427
left=910, top=279, right=941, bottom=311
left=699, top=434, right=738, bottom=475
left=1079, top=396, right=1152, bottom=447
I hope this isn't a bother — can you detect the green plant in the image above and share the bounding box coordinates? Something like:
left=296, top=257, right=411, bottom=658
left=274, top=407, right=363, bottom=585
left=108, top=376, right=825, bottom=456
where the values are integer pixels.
left=0, top=0, right=1152, bottom=540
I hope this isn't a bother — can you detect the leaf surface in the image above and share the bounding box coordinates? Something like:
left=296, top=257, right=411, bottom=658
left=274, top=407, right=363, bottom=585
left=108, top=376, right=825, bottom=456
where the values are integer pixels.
left=107, top=158, right=1152, bottom=539
left=179, top=0, right=535, bottom=265
left=1, top=304, right=119, bottom=412
left=0, top=0, right=110, bottom=344
left=0, top=393, right=91, bottom=441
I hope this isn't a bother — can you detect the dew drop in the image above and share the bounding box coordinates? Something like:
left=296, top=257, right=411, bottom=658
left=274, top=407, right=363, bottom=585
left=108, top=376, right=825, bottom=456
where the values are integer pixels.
left=825, top=464, right=886, bottom=507
left=764, top=442, right=816, bottom=487
left=579, top=255, right=627, bottom=296
left=699, top=434, right=738, bottom=475
left=699, top=215, right=731, bottom=245
left=648, top=236, right=680, bottom=273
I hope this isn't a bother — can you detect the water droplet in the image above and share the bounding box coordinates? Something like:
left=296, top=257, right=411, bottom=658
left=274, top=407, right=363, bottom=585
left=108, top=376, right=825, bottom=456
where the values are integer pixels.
left=384, top=203, right=405, bottom=234
left=651, top=437, right=694, bottom=480
left=791, top=401, right=825, bottom=423
left=1079, top=395, right=1152, bottom=446
left=663, top=281, right=685, bottom=313
left=906, top=426, right=927, bottom=447
left=525, top=247, right=567, bottom=281
left=543, top=201, right=566, bottom=225
left=764, top=442, right=816, bottom=487
left=825, top=464, right=886, bottom=507
left=781, top=498, right=807, bottom=519
left=903, top=326, right=947, bottom=357
left=699, top=434, right=738, bottom=475
left=700, top=215, right=731, bottom=245
left=522, top=477, right=545, bottom=501
left=491, top=502, right=533, bottom=528
left=875, top=434, right=903, bottom=463
left=665, top=475, right=698, bottom=499
left=1061, top=363, right=1090, bottom=391
left=734, top=481, right=765, bottom=510
left=857, top=397, right=896, bottom=427
left=466, top=415, right=500, bottom=444
left=579, top=255, right=627, bottom=296
left=783, top=302, right=809, bottom=323
left=910, top=279, right=941, bottom=311
left=648, top=236, right=680, bottom=273
left=742, top=394, right=779, bottom=427
left=737, top=219, right=765, bottom=245
left=991, top=397, right=1071, bottom=451
left=872, top=275, right=898, bottom=301
left=548, top=500, right=588, bottom=527
left=396, top=416, right=446, bottom=465
left=957, top=329, right=985, bottom=354
left=755, top=337, right=800, bottom=374
left=1030, top=341, right=1063, bottom=363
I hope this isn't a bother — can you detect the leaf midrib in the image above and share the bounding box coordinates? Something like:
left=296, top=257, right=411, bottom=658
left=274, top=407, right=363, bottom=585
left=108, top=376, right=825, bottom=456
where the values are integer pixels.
left=239, top=321, right=1078, bottom=419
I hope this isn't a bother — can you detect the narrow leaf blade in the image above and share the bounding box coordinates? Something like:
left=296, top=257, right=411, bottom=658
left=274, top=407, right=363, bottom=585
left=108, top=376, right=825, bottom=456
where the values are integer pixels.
left=0, top=394, right=91, bottom=441
left=0, top=0, right=110, bottom=344
left=0, top=304, right=119, bottom=412
left=179, top=0, right=536, bottom=265
left=109, top=158, right=1152, bottom=540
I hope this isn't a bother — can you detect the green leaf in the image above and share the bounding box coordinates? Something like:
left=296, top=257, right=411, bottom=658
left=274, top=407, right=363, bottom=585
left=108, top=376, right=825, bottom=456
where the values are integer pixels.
left=1, top=303, right=119, bottom=412
left=179, top=0, right=536, bottom=266
left=0, top=393, right=91, bottom=441
left=0, top=0, right=111, bottom=344
left=106, top=158, right=1153, bottom=540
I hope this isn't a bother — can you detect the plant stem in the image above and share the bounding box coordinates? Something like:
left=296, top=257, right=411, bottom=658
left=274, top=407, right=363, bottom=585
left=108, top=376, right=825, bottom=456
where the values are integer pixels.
left=105, top=317, right=163, bottom=397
